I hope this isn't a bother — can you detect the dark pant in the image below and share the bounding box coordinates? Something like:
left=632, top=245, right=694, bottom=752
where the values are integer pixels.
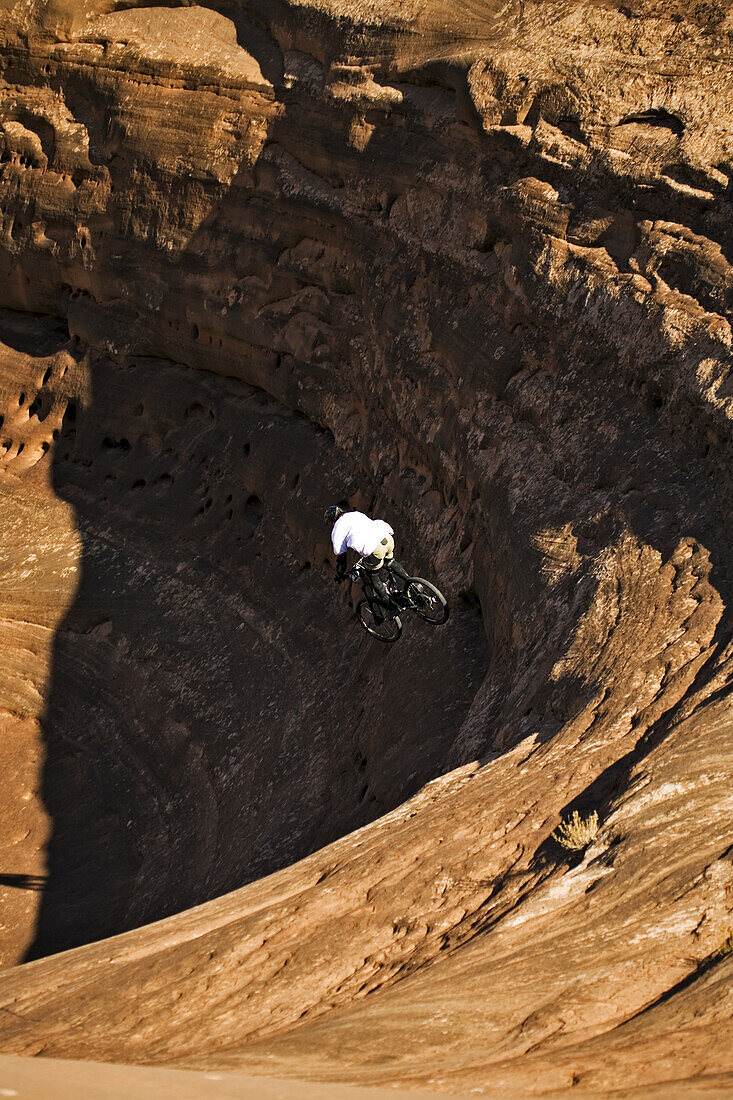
left=365, top=559, right=410, bottom=604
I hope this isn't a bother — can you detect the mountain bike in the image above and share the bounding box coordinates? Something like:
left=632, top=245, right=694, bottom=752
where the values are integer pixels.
left=340, top=560, right=449, bottom=643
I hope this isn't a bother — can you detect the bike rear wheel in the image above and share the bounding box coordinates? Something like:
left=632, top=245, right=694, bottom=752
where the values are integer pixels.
left=357, top=599, right=402, bottom=642
left=406, top=578, right=449, bottom=624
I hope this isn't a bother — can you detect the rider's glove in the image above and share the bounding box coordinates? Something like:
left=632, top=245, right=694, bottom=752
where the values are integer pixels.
left=334, top=551, right=348, bottom=583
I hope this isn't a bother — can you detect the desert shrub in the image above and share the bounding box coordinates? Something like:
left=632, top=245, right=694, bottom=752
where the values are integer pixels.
left=716, top=929, right=733, bottom=958
left=552, top=809, right=599, bottom=851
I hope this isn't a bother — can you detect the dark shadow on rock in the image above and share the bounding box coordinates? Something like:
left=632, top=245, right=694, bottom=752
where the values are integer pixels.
left=0, top=874, right=47, bottom=892
left=23, top=341, right=487, bottom=960
left=0, top=308, right=69, bottom=358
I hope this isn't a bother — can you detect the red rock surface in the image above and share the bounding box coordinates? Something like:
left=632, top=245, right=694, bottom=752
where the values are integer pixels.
left=0, top=0, right=732, bottom=1094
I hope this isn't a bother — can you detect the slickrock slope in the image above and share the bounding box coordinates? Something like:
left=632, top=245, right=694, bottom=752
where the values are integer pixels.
left=0, top=0, right=732, bottom=1094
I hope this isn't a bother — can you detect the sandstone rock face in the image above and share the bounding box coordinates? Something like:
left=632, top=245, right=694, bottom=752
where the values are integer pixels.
left=0, top=0, right=732, bottom=1095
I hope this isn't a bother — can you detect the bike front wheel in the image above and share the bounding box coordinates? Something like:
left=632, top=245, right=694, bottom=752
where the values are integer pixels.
left=406, top=578, right=449, bottom=624
left=357, top=600, right=403, bottom=642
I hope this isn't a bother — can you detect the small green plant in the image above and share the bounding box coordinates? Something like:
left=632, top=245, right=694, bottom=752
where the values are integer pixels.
left=552, top=809, right=599, bottom=851
left=716, top=929, right=733, bottom=958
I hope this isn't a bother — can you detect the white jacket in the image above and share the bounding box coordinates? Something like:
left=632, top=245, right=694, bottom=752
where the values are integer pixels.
left=331, top=511, right=393, bottom=557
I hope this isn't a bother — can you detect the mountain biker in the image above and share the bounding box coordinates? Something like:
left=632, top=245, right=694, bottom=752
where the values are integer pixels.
left=325, top=505, right=411, bottom=606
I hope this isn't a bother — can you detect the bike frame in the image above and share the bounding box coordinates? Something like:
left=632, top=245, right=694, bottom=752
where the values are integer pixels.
left=350, top=560, right=406, bottom=614
left=341, top=561, right=448, bottom=641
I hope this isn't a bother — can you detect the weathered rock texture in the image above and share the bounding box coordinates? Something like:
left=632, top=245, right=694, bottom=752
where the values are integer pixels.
left=0, top=0, right=732, bottom=1094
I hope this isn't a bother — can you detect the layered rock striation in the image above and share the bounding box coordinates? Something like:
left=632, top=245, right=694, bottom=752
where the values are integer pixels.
left=0, top=0, right=731, bottom=1094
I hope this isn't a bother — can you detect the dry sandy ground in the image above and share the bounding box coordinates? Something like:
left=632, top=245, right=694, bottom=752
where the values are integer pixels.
left=0, top=1057, right=731, bottom=1100
left=0, top=1057, right=472, bottom=1100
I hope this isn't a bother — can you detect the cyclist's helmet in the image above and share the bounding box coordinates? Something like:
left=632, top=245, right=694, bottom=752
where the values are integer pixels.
left=324, top=504, right=345, bottom=524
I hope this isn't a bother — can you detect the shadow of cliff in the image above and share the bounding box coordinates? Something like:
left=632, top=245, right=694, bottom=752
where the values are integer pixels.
left=22, top=335, right=487, bottom=960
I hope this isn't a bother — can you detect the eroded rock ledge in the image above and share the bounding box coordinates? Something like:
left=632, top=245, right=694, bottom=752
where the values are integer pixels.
left=0, top=0, right=731, bottom=1095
